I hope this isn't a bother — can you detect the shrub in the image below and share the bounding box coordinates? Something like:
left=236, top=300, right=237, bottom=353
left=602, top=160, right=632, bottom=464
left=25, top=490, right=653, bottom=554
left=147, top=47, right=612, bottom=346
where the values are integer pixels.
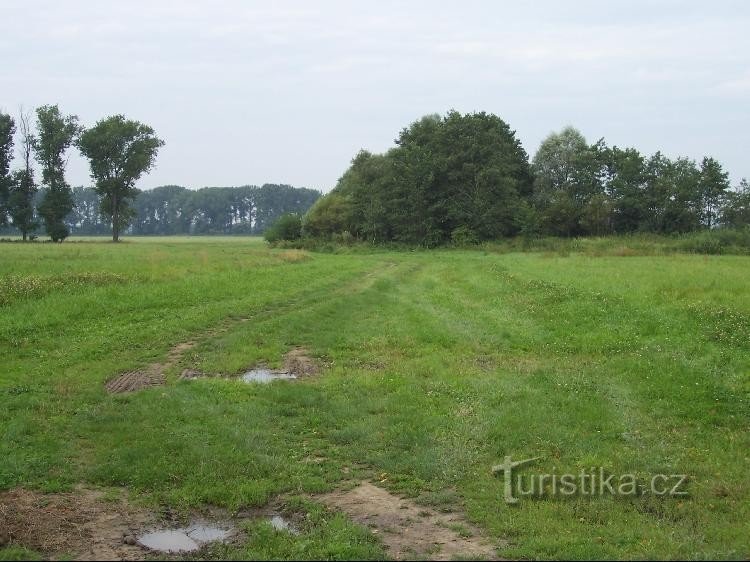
left=264, top=214, right=302, bottom=244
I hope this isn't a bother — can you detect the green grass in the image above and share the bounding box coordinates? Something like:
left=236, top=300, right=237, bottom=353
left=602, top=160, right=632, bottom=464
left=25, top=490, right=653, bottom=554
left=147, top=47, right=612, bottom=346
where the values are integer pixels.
left=1, top=236, right=748, bottom=559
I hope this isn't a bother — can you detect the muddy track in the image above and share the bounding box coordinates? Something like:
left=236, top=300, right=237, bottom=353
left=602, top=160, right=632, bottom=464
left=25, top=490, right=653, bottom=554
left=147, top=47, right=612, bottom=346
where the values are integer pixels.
left=104, top=259, right=404, bottom=393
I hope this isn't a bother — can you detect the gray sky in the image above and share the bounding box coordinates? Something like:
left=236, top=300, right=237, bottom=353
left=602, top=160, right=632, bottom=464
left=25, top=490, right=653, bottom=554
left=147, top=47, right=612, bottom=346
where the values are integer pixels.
left=3, top=0, right=749, bottom=192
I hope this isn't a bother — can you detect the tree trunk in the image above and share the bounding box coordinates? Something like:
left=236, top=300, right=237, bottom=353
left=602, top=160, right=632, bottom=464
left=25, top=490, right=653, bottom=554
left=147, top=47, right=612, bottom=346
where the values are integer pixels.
left=112, top=193, right=119, bottom=242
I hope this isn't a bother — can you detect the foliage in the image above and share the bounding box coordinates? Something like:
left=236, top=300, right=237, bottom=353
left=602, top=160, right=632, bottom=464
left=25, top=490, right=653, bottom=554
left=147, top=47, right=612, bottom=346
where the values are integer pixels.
left=264, top=213, right=302, bottom=243
left=302, top=116, right=740, bottom=246
left=7, top=112, right=38, bottom=240
left=305, top=111, right=532, bottom=245
left=77, top=115, right=164, bottom=241
left=0, top=112, right=15, bottom=226
left=721, top=178, right=750, bottom=228
left=34, top=105, right=80, bottom=242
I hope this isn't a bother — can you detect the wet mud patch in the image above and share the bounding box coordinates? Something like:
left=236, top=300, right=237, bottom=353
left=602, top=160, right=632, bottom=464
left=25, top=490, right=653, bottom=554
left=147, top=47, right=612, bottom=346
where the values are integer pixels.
left=0, top=488, right=243, bottom=560
left=240, top=348, right=320, bottom=384
left=317, top=482, right=500, bottom=560
left=176, top=346, right=321, bottom=384
left=179, top=368, right=210, bottom=380
left=0, top=487, right=153, bottom=560
left=105, top=340, right=197, bottom=394
left=241, top=368, right=297, bottom=383
left=105, top=370, right=165, bottom=394
left=282, top=347, right=320, bottom=376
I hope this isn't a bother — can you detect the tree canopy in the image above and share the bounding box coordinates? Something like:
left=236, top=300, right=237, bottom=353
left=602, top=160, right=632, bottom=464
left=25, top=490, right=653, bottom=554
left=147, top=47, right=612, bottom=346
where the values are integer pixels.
left=77, top=115, right=164, bottom=241
left=0, top=112, right=15, bottom=226
left=298, top=114, right=744, bottom=245
left=35, top=105, right=80, bottom=241
left=305, top=111, right=533, bottom=245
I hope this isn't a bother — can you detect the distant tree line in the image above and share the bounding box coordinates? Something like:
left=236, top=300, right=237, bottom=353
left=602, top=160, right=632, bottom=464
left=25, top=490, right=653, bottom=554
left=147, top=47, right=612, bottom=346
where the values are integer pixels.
left=1, top=105, right=321, bottom=240
left=68, top=183, right=321, bottom=235
left=286, top=111, right=749, bottom=246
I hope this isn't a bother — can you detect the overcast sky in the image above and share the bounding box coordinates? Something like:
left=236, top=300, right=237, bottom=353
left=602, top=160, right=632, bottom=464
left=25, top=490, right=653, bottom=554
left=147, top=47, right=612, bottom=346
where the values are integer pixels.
left=2, top=0, right=748, bottom=192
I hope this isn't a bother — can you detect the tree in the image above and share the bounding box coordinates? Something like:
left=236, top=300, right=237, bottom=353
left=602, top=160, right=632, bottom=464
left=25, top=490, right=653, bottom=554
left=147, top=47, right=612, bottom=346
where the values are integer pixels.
left=0, top=112, right=14, bottom=225
left=531, top=127, right=605, bottom=235
left=721, top=178, right=750, bottom=228
left=532, top=127, right=590, bottom=200
left=601, top=145, right=647, bottom=234
left=77, top=115, right=163, bottom=241
left=34, top=105, right=80, bottom=241
left=8, top=110, right=38, bottom=240
left=698, top=157, right=730, bottom=228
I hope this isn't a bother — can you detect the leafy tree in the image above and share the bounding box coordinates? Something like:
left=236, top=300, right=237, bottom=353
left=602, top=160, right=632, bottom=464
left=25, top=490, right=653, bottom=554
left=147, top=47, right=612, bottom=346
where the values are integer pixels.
left=531, top=128, right=608, bottom=236
left=0, top=112, right=14, bottom=225
left=264, top=213, right=302, bottom=243
left=541, top=190, right=581, bottom=236
left=532, top=127, right=594, bottom=201
left=721, top=179, right=750, bottom=228
left=8, top=110, right=38, bottom=240
left=34, top=105, right=80, bottom=241
left=698, top=157, right=730, bottom=228
left=437, top=111, right=533, bottom=242
left=77, top=115, right=163, bottom=241
left=601, top=146, right=647, bottom=234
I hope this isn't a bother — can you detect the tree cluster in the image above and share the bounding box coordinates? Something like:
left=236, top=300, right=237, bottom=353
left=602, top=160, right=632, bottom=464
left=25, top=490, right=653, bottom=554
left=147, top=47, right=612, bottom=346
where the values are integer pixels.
left=304, top=111, right=533, bottom=246
left=298, top=112, right=747, bottom=245
left=0, top=107, right=162, bottom=242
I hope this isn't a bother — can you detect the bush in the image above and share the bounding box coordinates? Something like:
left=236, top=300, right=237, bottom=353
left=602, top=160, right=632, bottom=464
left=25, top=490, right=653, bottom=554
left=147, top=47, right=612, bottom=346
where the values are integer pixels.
left=264, top=214, right=302, bottom=244
left=450, top=226, right=479, bottom=246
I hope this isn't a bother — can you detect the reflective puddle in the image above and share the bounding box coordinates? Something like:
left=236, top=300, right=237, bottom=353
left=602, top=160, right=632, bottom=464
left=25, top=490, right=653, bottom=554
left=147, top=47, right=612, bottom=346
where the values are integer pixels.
left=241, top=368, right=297, bottom=383
left=137, top=523, right=232, bottom=553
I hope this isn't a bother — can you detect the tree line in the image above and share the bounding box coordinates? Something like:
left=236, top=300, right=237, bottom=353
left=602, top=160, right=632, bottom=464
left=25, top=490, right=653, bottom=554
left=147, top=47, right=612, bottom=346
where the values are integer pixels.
left=65, top=183, right=320, bottom=235
left=0, top=105, right=321, bottom=240
left=285, top=111, right=749, bottom=246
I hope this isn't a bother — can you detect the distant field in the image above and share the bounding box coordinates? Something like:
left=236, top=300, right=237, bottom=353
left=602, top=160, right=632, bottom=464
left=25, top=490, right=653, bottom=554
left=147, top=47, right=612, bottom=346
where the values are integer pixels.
left=1, top=238, right=748, bottom=559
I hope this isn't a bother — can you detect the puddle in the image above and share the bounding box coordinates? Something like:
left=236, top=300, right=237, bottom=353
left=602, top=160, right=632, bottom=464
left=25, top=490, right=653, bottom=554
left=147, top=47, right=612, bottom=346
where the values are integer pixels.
left=241, top=368, right=297, bottom=383
left=269, top=515, right=299, bottom=535
left=137, top=530, right=199, bottom=553
left=184, top=523, right=232, bottom=542
left=137, top=522, right=233, bottom=553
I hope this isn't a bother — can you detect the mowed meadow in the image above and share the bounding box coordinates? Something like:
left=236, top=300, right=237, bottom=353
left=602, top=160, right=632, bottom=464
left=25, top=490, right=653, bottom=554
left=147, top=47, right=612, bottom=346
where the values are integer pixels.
left=1, top=237, right=748, bottom=560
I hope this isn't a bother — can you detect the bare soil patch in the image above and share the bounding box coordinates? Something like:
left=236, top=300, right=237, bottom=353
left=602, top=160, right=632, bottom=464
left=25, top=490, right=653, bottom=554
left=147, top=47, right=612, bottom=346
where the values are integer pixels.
left=105, top=341, right=197, bottom=394
left=105, top=370, right=165, bottom=394
left=318, top=482, right=500, bottom=560
left=282, top=347, right=320, bottom=376
left=0, top=487, right=153, bottom=560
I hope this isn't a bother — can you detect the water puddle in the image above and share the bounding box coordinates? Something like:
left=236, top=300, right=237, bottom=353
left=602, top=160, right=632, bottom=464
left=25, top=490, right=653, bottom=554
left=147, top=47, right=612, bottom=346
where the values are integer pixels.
left=184, top=523, right=232, bottom=542
left=241, top=368, right=297, bottom=383
left=270, top=515, right=299, bottom=535
left=137, top=522, right=232, bottom=553
left=137, top=530, right=199, bottom=553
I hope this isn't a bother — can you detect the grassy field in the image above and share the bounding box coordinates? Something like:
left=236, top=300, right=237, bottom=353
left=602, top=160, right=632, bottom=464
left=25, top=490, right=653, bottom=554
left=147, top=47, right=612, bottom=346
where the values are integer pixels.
left=1, top=236, right=748, bottom=560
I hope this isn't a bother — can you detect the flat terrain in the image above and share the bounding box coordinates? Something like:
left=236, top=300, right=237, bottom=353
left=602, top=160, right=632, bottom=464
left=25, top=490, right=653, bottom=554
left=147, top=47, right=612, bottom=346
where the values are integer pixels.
left=1, top=237, right=748, bottom=560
